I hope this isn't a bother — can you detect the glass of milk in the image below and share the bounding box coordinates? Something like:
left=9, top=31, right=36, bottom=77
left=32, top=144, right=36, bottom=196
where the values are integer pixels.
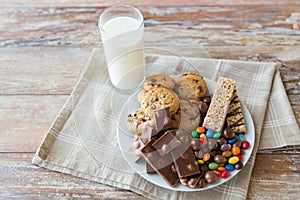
left=98, top=5, right=145, bottom=92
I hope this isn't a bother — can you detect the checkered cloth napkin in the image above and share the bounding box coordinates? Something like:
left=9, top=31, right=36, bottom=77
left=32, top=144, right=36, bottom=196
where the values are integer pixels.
left=32, top=48, right=300, bottom=199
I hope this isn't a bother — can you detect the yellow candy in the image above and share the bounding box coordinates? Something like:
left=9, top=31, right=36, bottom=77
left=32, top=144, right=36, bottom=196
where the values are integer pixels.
left=228, top=156, right=239, bottom=165
left=200, top=133, right=206, bottom=139
left=198, top=160, right=204, bottom=164
left=222, top=150, right=232, bottom=157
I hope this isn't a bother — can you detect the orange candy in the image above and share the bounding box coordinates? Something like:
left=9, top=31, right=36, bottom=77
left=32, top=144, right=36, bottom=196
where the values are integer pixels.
left=203, top=153, right=211, bottom=162
left=217, top=166, right=226, bottom=172
left=196, top=127, right=206, bottom=134
left=231, top=146, right=241, bottom=155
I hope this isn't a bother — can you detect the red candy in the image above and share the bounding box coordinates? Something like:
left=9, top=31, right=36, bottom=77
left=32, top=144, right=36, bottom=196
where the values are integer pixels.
left=213, top=170, right=222, bottom=177
left=237, top=154, right=243, bottom=162
left=221, top=170, right=230, bottom=178
left=241, top=141, right=250, bottom=149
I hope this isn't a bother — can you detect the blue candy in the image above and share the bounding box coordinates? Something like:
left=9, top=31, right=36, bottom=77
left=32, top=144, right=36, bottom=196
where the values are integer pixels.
left=206, top=129, right=214, bottom=138
left=238, top=134, right=246, bottom=142
left=225, top=163, right=235, bottom=171
left=227, top=137, right=236, bottom=144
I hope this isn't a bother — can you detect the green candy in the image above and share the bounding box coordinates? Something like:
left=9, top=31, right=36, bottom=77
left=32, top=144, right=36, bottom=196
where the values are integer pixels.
left=213, top=132, right=221, bottom=139
left=208, top=162, right=219, bottom=170
left=191, top=130, right=200, bottom=138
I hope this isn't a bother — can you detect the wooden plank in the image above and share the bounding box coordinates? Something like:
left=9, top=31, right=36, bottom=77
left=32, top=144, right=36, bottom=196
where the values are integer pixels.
left=1, top=0, right=299, bottom=8
left=1, top=153, right=299, bottom=199
left=1, top=5, right=300, bottom=47
left=0, top=95, right=68, bottom=153
left=0, top=47, right=89, bottom=95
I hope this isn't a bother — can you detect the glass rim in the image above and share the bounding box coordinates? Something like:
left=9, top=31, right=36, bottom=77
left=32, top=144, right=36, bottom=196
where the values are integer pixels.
left=98, top=5, right=144, bottom=34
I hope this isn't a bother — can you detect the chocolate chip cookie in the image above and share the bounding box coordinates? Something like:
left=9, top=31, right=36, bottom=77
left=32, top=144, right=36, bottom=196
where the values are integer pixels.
left=126, top=108, right=154, bottom=135
left=174, top=72, right=208, bottom=100
left=143, top=74, right=175, bottom=91
left=140, top=86, right=180, bottom=116
left=176, top=99, right=201, bottom=133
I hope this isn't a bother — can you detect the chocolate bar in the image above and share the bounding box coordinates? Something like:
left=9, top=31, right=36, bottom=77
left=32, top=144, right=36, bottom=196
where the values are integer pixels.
left=226, top=90, right=247, bottom=133
left=141, top=139, right=179, bottom=186
left=146, top=162, right=156, bottom=174
left=203, top=77, right=235, bottom=132
left=152, top=130, right=181, bottom=156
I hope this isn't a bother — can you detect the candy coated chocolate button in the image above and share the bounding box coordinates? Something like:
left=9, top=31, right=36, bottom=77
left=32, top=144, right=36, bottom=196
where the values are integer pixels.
left=233, top=140, right=241, bottom=148
left=191, top=138, right=202, bottom=151
left=223, top=127, right=235, bottom=139
left=199, top=101, right=208, bottom=113
left=207, top=139, right=218, bottom=150
left=204, top=171, right=218, bottom=183
left=242, top=141, right=250, bottom=149
left=235, top=162, right=243, bottom=170
left=214, top=155, right=227, bottom=164
left=217, top=137, right=227, bottom=146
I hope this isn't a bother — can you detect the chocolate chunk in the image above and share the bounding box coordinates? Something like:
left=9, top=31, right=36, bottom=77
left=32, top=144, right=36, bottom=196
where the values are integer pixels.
left=152, top=131, right=181, bottom=156
left=146, top=162, right=156, bottom=174
left=141, top=139, right=179, bottom=187
left=131, top=137, right=145, bottom=162
left=140, top=125, right=155, bottom=144
left=170, top=143, right=200, bottom=178
left=153, top=108, right=174, bottom=136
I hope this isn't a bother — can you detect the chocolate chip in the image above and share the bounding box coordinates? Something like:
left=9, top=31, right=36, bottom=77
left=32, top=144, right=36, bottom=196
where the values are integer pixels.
left=142, top=118, right=147, bottom=122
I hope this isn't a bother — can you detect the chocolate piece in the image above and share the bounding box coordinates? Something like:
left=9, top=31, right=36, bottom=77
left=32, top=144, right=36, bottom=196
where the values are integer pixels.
left=214, top=155, right=227, bottom=164
left=170, top=143, right=200, bottom=178
left=153, top=108, right=173, bottom=134
left=152, top=131, right=181, bottom=156
left=226, top=90, right=247, bottom=134
left=198, top=178, right=206, bottom=188
left=180, top=173, right=204, bottom=188
left=223, top=127, right=235, bottom=139
left=146, top=162, right=156, bottom=174
left=141, top=139, right=179, bottom=186
left=132, top=137, right=145, bottom=162
left=191, top=138, right=202, bottom=151
left=204, top=171, right=218, bottom=184
left=203, top=77, right=236, bottom=132
left=140, top=124, right=155, bottom=144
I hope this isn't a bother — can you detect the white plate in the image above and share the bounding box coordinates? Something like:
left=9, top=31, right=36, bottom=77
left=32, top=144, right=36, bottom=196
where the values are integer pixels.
left=117, top=78, right=255, bottom=191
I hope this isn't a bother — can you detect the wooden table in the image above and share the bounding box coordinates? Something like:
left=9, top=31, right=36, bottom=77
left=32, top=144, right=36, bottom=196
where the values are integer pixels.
left=1, top=1, right=299, bottom=199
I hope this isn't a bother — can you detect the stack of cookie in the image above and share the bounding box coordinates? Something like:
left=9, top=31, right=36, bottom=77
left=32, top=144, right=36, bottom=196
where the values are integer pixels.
left=126, top=72, right=210, bottom=136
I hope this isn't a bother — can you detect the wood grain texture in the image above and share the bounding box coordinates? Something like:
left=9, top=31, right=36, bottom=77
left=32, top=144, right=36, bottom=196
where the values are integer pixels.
left=2, top=0, right=300, bottom=8
left=1, top=153, right=299, bottom=199
left=1, top=5, right=300, bottom=47
left=0, top=95, right=67, bottom=152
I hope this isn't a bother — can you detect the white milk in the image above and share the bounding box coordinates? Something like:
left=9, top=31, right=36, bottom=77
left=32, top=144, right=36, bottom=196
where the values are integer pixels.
left=101, top=16, right=145, bottom=91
